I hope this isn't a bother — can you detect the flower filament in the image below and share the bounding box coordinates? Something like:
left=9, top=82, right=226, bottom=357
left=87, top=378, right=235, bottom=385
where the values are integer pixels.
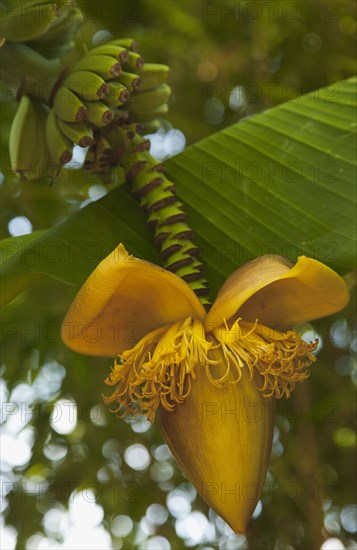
left=104, top=316, right=318, bottom=421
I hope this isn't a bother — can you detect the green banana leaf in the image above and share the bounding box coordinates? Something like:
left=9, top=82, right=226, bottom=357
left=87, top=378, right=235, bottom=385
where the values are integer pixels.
left=169, top=77, right=356, bottom=292
left=1, top=77, right=355, bottom=307
left=0, top=193, right=159, bottom=306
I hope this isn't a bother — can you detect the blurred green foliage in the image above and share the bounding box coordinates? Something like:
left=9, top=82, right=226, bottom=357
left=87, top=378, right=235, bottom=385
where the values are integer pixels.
left=1, top=1, right=356, bottom=549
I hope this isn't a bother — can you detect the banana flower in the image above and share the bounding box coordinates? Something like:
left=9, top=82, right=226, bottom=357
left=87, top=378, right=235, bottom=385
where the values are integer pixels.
left=61, top=244, right=348, bottom=533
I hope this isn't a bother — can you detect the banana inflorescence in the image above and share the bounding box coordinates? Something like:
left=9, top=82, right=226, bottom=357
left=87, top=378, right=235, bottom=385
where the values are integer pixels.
left=5, top=7, right=208, bottom=299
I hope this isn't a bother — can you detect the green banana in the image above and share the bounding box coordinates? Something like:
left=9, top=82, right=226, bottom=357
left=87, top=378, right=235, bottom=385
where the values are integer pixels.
left=86, top=44, right=129, bottom=64
left=72, top=54, right=121, bottom=79
left=64, top=70, right=109, bottom=100
left=103, top=81, right=130, bottom=108
left=109, top=38, right=139, bottom=52
left=125, top=52, right=145, bottom=71
left=28, top=5, right=84, bottom=58
left=52, top=85, right=87, bottom=122
left=57, top=118, right=93, bottom=148
left=139, top=63, right=170, bottom=91
left=82, top=100, right=115, bottom=127
left=128, top=83, right=171, bottom=113
left=29, top=4, right=84, bottom=42
left=0, top=3, right=60, bottom=42
left=45, top=108, right=73, bottom=164
left=137, top=103, right=169, bottom=123
left=117, top=71, right=142, bottom=91
left=131, top=103, right=169, bottom=121
left=9, top=95, right=52, bottom=180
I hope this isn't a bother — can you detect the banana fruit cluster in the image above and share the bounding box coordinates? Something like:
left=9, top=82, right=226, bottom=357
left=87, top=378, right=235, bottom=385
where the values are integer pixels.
left=8, top=32, right=170, bottom=181
left=52, top=39, right=170, bottom=179
left=78, top=55, right=171, bottom=179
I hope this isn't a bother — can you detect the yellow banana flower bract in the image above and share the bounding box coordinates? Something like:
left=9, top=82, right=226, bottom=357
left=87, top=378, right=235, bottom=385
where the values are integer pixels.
left=61, top=243, right=349, bottom=533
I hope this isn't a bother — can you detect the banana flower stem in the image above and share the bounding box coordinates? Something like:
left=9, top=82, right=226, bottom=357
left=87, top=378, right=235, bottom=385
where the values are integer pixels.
left=117, top=125, right=211, bottom=305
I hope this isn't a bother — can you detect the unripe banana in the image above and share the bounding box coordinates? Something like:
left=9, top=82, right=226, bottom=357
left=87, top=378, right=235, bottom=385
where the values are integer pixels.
left=46, top=108, right=73, bottom=164
left=52, top=85, right=87, bottom=122
left=29, top=4, right=84, bottom=42
left=139, top=63, right=170, bottom=91
left=103, top=81, right=130, bottom=108
left=0, top=3, right=60, bottom=42
left=28, top=6, right=84, bottom=58
left=82, top=100, right=115, bottom=127
left=72, top=54, right=121, bottom=79
left=125, top=52, right=145, bottom=71
left=9, top=95, right=53, bottom=180
left=86, top=44, right=129, bottom=64
left=64, top=70, right=109, bottom=100
left=128, top=83, right=171, bottom=113
left=57, top=118, right=93, bottom=148
left=109, top=38, right=139, bottom=52
left=133, top=104, right=169, bottom=122
left=38, top=103, right=59, bottom=182
left=117, top=71, right=142, bottom=91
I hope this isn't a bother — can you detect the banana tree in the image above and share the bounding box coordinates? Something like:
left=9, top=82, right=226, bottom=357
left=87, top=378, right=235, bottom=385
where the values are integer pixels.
left=0, top=2, right=355, bottom=549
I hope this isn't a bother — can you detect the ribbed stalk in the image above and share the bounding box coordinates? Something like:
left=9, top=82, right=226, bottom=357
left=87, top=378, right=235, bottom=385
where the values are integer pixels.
left=117, top=125, right=210, bottom=305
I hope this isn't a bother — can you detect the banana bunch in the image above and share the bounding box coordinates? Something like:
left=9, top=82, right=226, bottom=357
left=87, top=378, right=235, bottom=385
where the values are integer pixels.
left=8, top=35, right=171, bottom=182
left=0, top=1, right=83, bottom=59
left=49, top=39, right=171, bottom=180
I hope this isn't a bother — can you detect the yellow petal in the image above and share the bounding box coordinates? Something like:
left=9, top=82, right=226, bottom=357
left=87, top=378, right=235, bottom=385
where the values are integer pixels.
left=206, top=256, right=349, bottom=331
left=206, top=255, right=292, bottom=330
left=61, top=244, right=206, bottom=357
left=157, top=365, right=275, bottom=534
left=238, top=256, right=349, bottom=328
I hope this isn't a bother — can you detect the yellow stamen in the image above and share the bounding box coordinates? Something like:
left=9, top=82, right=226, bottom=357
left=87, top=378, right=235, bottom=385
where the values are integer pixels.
left=212, top=319, right=318, bottom=398
left=104, top=317, right=318, bottom=421
left=104, top=318, right=214, bottom=421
